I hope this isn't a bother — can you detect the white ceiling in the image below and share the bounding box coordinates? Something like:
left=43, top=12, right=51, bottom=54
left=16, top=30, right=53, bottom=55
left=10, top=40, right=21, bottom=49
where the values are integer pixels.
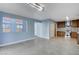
left=43, top=3, right=79, bottom=21
left=0, top=3, right=79, bottom=21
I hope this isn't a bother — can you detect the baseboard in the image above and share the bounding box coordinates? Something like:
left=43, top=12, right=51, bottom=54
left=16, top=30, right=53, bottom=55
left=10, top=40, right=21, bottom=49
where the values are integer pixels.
left=35, top=35, right=49, bottom=39
left=0, top=36, right=37, bottom=47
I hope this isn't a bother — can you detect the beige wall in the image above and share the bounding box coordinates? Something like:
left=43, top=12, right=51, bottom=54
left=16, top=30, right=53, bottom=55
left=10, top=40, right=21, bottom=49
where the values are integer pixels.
left=49, top=21, right=55, bottom=38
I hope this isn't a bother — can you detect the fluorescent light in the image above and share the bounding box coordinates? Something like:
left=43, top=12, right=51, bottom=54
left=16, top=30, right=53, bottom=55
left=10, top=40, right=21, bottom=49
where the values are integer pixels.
left=27, top=3, right=44, bottom=11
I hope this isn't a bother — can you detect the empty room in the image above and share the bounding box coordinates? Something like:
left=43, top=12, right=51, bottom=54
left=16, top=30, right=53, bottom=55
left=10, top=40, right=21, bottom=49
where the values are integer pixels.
left=0, top=3, right=79, bottom=55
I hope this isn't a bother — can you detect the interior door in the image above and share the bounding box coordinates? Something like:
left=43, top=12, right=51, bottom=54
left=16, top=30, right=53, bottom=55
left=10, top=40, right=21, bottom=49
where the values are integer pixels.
left=34, top=22, right=42, bottom=37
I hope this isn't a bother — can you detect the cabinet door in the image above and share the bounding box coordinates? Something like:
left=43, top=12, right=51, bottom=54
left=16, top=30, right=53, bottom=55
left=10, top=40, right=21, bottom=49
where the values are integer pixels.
left=57, top=22, right=65, bottom=28
left=77, top=20, right=79, bottom=27
left=71, top=32, right=77, bottom=38
left=57, top=31, right=65, bottom=37
left=71, top=20, right=77, bottom=27
left=61, top=32, right=65, bottom=37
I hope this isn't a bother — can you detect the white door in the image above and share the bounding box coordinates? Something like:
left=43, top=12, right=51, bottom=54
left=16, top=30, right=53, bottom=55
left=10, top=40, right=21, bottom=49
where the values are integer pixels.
left=34, top=22, right=42, bottom=37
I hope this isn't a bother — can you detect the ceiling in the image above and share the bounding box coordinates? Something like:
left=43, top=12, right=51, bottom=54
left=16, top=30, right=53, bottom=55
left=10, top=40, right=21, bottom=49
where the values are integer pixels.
left=0, top=3, right=79, bottom=22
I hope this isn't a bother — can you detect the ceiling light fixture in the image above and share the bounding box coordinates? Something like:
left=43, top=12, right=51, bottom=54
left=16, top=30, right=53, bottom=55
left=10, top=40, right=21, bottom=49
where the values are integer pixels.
left=27, top=3, right=44, bottom=11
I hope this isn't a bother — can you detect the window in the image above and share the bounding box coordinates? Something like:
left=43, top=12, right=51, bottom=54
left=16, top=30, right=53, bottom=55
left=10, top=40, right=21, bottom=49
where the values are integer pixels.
left=2, top=17, right=12, bottom=32
left=2, top=16, right=24, bottom=32
left=16, top=19, right=23, bottom=32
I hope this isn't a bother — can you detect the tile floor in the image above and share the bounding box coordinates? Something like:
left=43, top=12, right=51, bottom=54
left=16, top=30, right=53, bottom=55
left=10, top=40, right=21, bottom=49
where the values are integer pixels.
left=0, top=37, right=79, bottom=55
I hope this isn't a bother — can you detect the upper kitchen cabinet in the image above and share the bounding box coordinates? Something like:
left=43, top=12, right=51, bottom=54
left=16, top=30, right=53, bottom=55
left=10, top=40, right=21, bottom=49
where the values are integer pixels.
left=57, top=21, right=65, bottom=28
left=71, top=20, right=78, bottom=27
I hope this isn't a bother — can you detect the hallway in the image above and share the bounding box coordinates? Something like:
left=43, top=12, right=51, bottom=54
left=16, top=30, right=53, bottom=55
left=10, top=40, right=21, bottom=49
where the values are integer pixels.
left=0, top=37, right=79, bottom=55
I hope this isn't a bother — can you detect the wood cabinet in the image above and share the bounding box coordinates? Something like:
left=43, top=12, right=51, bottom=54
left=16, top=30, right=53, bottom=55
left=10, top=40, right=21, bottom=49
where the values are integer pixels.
left=77, top=20, right=79, bottom=27
left=71, top=32, right=78, bottom=38
left=57, top=21, right=65, bottom=37
left=57, top=31, right=65, bottom=37
left=57, top=22, right=65, bottom=28
left=56, top=20, right=79, bottom=39
left=71, top=20, right=78, bottom=27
